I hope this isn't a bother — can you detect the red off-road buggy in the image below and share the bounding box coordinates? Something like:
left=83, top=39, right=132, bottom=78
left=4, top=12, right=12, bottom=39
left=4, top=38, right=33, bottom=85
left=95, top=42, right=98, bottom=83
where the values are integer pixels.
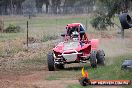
left=47, top=23, right=105, bottom=71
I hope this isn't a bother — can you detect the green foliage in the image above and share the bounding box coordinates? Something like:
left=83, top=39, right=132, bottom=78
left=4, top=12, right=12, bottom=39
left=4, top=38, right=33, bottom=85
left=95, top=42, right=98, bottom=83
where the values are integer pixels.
left=90, top=0, right=131, bottom=30
left=46, top=75, right=60, bottom=80
left=4, top=24, right=21, bottom=33
left=90, top=16, right=114, bottom=30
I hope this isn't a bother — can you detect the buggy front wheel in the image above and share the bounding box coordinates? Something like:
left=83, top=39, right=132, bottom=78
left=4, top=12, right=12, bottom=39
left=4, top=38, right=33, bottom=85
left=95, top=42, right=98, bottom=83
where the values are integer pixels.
left=47, top=52, right=55, bottom=71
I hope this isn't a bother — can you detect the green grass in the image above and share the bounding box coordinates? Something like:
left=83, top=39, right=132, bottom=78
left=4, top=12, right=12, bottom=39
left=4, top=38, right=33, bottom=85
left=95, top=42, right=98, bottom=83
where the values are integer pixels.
left=87, top=55, right=132, bottom=80
left=67, top=84, right=130, bottom=88
left=47, top=55, right=132, bottom=79
left=0, top=33, right=25, bottom=41
left=4, top=16, right=90, bottom=27
left=1, top=15, right=121, bottom=41
left=2, top=15, right=92, bottom=41
left=46, top=54, right=132, bottom=88
left=45, top=75, right=60, bottom=80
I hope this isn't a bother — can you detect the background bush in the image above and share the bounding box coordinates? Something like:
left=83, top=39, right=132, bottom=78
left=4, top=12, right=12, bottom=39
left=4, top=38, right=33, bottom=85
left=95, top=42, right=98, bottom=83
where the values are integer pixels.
left=4, top=24, right=21, bottom=33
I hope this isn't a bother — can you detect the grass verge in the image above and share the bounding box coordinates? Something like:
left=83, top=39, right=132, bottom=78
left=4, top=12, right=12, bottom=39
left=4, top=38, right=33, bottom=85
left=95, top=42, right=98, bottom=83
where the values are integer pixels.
left=46, top=54, right=132, bottom=88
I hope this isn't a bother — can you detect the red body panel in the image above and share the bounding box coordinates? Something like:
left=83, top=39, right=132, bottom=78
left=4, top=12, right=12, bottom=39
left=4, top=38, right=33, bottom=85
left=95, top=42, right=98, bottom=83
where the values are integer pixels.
left=66, top=23, right=80, bottom=28
left=90, top=39, right=99, bottom=50
left=53, top=23, right=99, bottom=61
left=53, top=42, right=91, bottom=53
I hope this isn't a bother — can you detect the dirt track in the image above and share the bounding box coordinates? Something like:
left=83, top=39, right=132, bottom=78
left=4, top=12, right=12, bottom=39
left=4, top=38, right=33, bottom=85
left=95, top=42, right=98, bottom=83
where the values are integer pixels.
left=0, top=66, right=123, bottom=88
left=0, top=39, right=78, bottom=88
left=0, top=70, right=78, bottom=88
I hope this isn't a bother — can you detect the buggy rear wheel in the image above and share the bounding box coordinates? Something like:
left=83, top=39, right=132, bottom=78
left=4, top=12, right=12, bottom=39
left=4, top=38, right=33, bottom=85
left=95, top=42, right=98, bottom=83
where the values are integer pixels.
left=47, top=52, right=55, bottom=71
left=96, top=50, right=105, bottom=65
left=90, top=51, right=97, bottom=68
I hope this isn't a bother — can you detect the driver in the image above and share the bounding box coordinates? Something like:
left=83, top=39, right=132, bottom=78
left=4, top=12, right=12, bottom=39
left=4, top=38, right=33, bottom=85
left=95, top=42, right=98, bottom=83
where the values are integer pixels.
left=80, top=24, right=86, bottom=40
left=71, top=31, right=79, bottom=41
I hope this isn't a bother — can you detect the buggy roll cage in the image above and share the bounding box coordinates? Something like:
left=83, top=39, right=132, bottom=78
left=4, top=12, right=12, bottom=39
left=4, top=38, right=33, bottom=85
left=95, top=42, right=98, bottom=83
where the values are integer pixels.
left=61, top=23, right=88, bottom=42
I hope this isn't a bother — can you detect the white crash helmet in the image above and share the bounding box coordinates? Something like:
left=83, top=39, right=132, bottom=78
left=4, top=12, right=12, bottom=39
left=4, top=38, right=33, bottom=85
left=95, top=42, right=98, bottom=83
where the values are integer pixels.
left=72, top=31, right=79, bottom=41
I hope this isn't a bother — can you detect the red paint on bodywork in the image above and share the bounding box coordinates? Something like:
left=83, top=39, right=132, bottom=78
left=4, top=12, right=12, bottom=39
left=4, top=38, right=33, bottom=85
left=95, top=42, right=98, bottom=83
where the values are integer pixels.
left=90, top=39, right=99, bottom=50
left=66, top=23, right=80, bottom=29
left=53, top=23, right=99, bottom=62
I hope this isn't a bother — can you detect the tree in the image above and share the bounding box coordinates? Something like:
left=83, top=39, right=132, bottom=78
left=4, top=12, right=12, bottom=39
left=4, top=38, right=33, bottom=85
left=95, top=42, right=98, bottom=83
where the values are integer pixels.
left=22, top=0, right=36, bottom=18
left=0, top=0, right=25, bottom=15
left=0, top=19, right=4, bottom=32
left=45, top=0, right=49, bottom=13
left=36, top=0, right=49, bottom=13
left=12, top=0, right=25, bottom=14
left=90, top=0, right=132, bottom=30
left=0, top=0, right=10, bottom=15
left=50, top=0, right=61, bottom=14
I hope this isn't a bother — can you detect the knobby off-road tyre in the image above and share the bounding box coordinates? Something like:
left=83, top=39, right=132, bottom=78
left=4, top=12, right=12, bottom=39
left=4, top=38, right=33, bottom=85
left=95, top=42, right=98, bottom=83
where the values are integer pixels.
left=47, top=52, right=55, bottom=71
left=90, top=51, right=97, bottom=68
left=96, top=50, right=105, bottom=65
